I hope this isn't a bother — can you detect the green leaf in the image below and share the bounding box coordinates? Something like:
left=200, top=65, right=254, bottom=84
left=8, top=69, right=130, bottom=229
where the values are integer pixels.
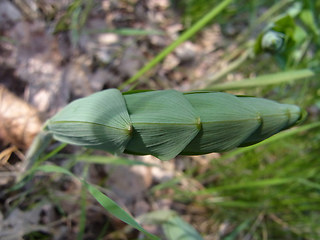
left=124, top=90, right=200, bottom=160
left=37, top=164, right=76, bottom=177
left=238, top=97, right=301, bottom=145
left=181, top=92, right=260, bottom=154
left=47, top=89, right=132, bottom=154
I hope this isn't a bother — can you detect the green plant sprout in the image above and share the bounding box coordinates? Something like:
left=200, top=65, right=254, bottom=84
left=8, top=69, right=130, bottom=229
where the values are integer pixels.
left=46, top=89, right=302, bottom=160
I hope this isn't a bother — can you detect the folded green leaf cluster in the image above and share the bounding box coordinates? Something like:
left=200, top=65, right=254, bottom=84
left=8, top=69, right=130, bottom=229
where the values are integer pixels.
left=47, top=89, right=301, bottom=160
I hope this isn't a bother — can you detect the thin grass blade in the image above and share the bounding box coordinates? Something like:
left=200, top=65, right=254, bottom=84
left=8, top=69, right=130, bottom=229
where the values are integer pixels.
left=36, top=165, right=160, bottom=240
left=206, top=69, right=315, bottom=91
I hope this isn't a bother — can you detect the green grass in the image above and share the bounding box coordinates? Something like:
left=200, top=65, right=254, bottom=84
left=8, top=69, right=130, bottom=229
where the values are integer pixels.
left=154, top=122, right=320, bottom=239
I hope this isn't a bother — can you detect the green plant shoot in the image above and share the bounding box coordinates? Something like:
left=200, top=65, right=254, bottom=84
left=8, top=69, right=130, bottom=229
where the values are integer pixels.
left=46, top=89, right=302, bottom=160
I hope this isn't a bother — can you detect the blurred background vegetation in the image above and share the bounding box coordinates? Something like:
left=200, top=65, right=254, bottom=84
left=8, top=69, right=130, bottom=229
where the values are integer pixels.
left=0, top=0, right=319, bottom=239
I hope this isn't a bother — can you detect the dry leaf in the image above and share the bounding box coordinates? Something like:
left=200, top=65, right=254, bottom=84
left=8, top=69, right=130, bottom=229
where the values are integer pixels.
left=0, top=84, right=43, bottom=149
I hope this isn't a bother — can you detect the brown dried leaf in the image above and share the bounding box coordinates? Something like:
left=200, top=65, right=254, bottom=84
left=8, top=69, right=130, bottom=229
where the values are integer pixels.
left=0, top=84, right=43, bottom=149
